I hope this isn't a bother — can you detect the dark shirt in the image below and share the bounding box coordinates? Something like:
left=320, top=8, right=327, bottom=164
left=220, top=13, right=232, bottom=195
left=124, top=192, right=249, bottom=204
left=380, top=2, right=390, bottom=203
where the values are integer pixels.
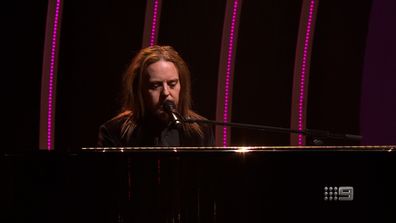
left=97, top=113, right=214, bottom=147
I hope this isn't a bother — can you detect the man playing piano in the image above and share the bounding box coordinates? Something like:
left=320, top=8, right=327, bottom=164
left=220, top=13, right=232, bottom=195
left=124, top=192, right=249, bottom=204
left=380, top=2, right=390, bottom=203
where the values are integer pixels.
left=97, top=45, right=214, bottom=147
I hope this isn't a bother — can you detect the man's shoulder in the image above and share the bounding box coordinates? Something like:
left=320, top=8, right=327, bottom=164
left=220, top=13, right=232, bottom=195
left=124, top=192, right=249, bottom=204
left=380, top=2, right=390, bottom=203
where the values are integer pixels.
left=101, top=111, right=133, bottom=129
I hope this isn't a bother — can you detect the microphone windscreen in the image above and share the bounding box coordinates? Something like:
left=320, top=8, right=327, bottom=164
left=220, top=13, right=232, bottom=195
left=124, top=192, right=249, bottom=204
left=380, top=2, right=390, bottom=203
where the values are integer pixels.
left=163, top=100, right=176, bottom=112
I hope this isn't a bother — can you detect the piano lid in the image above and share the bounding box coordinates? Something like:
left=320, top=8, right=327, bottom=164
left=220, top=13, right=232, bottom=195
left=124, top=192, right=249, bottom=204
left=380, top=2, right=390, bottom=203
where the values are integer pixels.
left=81, top=145, right=396, bottom=153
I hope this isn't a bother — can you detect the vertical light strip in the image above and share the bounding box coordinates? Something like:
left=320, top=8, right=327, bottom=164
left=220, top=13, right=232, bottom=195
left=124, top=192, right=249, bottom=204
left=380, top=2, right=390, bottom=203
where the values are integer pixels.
left=142, top=0, right=162, bottom=47
left=290, top=0, right=318, bottom=145
left=298, top=1, right=314, bottom=145
left=216, top=0, right=242, bottom=146
left=40, top=0, right=63, bottom=150
left=223, top=0, right=239, bottom=146
left=150, top=0, right=159, bottom=46
left=47, top=0, right=60, bottom=150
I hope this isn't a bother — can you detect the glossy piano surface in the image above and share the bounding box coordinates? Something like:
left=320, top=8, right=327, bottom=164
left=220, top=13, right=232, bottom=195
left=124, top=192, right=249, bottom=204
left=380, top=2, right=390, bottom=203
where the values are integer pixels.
left=2, top=146, right=396, bottom=223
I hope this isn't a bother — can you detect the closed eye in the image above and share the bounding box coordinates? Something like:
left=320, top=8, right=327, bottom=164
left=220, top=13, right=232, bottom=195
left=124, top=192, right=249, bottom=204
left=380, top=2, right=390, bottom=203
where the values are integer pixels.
left=168, top=80, right=178, bottom=88
left=149, top=82, right=162, bottom=89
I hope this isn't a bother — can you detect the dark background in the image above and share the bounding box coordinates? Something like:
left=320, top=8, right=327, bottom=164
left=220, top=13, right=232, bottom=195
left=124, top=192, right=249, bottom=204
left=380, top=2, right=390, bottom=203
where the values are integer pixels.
left=2, top=1, right=396, bottom=222
left=2, top=0, right=396, bottom=152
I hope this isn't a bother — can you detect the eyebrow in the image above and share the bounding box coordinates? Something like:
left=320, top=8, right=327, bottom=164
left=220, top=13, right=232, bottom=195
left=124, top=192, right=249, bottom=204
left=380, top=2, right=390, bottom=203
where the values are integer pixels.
left=148, top=78, right=179, bottom=83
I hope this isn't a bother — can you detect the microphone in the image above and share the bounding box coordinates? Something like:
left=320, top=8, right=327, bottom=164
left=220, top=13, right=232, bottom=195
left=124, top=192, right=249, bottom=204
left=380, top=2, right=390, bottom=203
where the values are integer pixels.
left=163, top=100, right=184, bottom=128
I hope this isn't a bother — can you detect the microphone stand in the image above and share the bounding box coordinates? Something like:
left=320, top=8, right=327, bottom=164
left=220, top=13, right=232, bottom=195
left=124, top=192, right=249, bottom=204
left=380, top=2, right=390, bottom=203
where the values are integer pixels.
left=183, top=118, right=362, bottom=142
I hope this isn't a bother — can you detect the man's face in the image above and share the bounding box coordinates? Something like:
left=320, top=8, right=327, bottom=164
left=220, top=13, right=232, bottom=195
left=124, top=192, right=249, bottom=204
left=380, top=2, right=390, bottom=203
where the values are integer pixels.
left=143, top=60, right=181, bottom=120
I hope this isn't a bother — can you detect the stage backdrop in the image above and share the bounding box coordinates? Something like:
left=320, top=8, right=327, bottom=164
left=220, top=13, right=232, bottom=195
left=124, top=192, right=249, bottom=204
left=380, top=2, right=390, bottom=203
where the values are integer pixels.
left=3, top=0, right=396, bottom=153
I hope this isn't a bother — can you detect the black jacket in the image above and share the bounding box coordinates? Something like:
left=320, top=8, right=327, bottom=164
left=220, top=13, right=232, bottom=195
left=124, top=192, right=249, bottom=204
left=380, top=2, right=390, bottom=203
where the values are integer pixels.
left=97, top=113, right=214, bottom=147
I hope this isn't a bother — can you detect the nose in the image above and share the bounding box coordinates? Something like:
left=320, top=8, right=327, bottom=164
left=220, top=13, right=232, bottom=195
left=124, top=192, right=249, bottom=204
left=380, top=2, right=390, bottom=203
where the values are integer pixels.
left=162, top=84, right=170, bottom=97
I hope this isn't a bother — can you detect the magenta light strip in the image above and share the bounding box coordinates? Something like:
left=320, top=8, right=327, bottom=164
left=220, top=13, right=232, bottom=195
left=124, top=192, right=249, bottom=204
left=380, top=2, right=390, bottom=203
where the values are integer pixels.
left=150, top=0, right=159, bottom=46
left=297, top=0, right=315, bottom=145
left=46, top=0, right=61, bottom=150
left=222, top=0, right=239, bottom=146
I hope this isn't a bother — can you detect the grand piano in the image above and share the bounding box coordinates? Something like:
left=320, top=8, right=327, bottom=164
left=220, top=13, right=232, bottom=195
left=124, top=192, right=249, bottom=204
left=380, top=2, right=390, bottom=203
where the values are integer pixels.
left=2, top=146, right=396, bottom=223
